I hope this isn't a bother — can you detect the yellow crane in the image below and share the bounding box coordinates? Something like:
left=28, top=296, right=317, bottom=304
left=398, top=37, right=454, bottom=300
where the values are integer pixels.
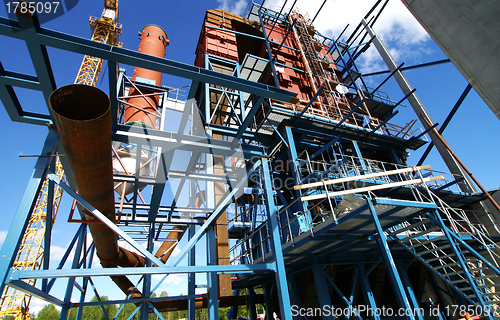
left=0, top=1, right=121, bottom=319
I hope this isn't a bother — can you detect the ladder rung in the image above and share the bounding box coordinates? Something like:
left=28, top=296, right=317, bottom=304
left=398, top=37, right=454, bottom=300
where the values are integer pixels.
left=402, top=227, right=442, bottom=241
left=457, top=287, right=472, bottom=291
left=424, top=253, right=456, bottom=263
left=440, top=270, right=464, bottom=277
left=415, top=244, right=451, bottom=256
left=391, top=220, right=431, bottom=235
left=475, top=275, right=497, bottom=280
left=448, top=278, right=468, bottom=285
left=467, top=292, right=500, bottom=299
left=470, top=266, right=493, bottom=272
left=407, top=235, right=447, bottom=249
left=432, top=262, right=460, bottom=270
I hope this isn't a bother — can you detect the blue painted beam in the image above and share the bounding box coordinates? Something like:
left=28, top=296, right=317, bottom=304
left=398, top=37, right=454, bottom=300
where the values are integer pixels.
left=16, top=14, right=56, bottom=103
left=166, top=160, right=261, bottom=268
left=396, top=261, right=424, bottom=320
left=8, top=280, right=65, bottom=306
left=357, top=263, right=380, bottom=320
left=372, top=197, right=438, bottom=209
left=113, top=125, right=265, bottom=159
left=298, top=135, right=341, bottom=168
left=149, top=151, right=174, bottom=223
left=312, top=264, right=335, bottom=320
left=0, top=17, right=296, bottom=103
left=0, top=68, right=40, bottom=90
left=231, top=95, right=265, bottom=147
left=292, top=87, right=324, bottom=125
left=366, top=197, right=415, bottom=320
left=46, top=173, right=164, bottom=267
left=261, top=157, right=293, bottom=320
left=0, top=130, right=58, bottom=295
left=10, top=263, right=275, bottom=280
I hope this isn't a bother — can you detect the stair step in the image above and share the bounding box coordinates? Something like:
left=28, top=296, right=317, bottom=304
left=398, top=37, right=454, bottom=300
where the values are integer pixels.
left=457, top=287, right=473, bottom=291
left=466, top=292, right=500, bottom=299
left=469, top=266, right=493, bottom=272
left=424, top=253, right=456, bottom=263
left=449, top=278, right=469, bottom=285
left=415, top=244, right=451, bottom=256
left=440, top=270, right=464, bottom=277
left=432, top=262, right=461, bottom=270
left=474, top=275, right=498, bottom=280
left=407, top=235, right=447, bottom=249
left=401, top=227, right=442, bottom=241
left=391, top=220, right=432, bottom=235
left=474, top=300, right=500, bottom=305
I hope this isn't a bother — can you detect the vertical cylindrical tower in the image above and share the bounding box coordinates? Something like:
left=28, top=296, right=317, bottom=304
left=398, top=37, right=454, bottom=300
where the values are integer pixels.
left=123, top=25, right=169, bottom=129
left=114, top=25, right=169, bottom=196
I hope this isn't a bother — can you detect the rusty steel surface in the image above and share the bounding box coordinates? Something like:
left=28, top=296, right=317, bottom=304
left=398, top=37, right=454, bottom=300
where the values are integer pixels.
left=49, top=84, right=145, bottom=269
left=124, top=25, right=169, bottom=128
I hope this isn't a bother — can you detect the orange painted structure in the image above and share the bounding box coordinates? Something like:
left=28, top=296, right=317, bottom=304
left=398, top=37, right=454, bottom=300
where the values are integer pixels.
left=124, top=25, right=169, bottom=129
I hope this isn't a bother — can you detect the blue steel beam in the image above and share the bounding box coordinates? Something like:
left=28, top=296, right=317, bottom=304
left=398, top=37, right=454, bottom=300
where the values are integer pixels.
left=46, top=173, right=164, bottom=267
left=165, top=160, right=262, bottom=268
left=16, top=14, right=56, bottom=103
left=292, top=87, right=324, bottom=125
left=8, top=280, right=65, bottom=307
left=417, top=84, right=472, bottom=166
left=0, top=17, right=296, bottom=103
left=298, top=135, right=341, bottom=168
left=396, top=261, right=424, bottom=320
left=0, top=129, right=58, bottom=295
left=9, top=263, right=274, bottom=281
left=113, top=125, right=265, bottom=159
left=312, top=264, right=335, bottom=320
left=366, top=197, right=415, bottom=320
left=231, top=95, right=265, bottom=147
left=149, top=150, right=174, bottom=223
left=357, top=263, right=380, bottom=320
left=261, top=157, right=293, bottom=320
left=0, top=67, right=40, bottom=90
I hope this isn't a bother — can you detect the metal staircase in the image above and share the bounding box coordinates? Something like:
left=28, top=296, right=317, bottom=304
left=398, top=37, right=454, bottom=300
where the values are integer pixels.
left=391, top=211, right=500, bottom=318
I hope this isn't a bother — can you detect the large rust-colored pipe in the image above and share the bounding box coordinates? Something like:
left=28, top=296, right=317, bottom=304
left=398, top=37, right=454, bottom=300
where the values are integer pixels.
left=49, top=84, right=145, bottom=297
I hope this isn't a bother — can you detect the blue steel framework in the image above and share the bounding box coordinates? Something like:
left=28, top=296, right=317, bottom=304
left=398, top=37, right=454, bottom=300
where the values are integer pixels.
left=1, top=3, right=500, bottom=320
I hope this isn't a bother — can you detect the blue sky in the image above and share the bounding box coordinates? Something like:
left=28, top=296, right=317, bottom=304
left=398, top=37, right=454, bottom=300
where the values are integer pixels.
left=0, top=0, right=499, bottom=313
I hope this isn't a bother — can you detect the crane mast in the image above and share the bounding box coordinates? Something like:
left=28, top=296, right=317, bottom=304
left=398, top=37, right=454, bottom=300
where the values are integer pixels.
left=0, top=2, right=120, bottom=319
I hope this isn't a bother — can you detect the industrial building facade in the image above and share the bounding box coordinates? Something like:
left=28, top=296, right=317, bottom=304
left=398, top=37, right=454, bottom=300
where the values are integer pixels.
left=1, top=1, right=500, bottom=320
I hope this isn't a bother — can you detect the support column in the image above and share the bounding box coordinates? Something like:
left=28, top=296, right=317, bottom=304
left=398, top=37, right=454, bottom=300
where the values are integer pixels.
left=59, top=224, right=87, bottom=320
left=248, top=287, right=258, bottom=320
left=312, top=263, right=335, bottom=320
left=287, top=274, right=301, bottom=320
left=188, top=224, right=196, bottom=320
left=396, top=261, right=424, bottom=320
left=262, top=157, right=293, bottom=320
left=366, top=197, right=415, bottom=320
left=283, top=126, right=311, bottom=229
left=357, top=263, right=380, bottom=320
left=0, top=129, right=58, bottom=294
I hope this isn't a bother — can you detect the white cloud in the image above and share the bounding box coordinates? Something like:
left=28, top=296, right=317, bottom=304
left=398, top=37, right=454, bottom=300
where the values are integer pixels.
left=224, top=0, right=431, bottom=74
left=216, top=0, right=249, bottom=16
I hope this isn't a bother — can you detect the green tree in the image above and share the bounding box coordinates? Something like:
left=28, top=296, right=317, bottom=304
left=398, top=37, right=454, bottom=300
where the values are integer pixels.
left=67, top=296, right=117, bottom=320
left=36, top=304, right=59, bottom=320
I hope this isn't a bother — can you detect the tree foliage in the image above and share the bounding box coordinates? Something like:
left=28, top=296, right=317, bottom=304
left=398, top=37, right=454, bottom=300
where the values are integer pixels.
left=35, top=304, right=60, bottom=320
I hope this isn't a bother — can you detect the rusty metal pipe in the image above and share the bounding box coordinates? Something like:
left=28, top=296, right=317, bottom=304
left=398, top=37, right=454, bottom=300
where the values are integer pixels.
left=49, top=84, right=146, bottom=286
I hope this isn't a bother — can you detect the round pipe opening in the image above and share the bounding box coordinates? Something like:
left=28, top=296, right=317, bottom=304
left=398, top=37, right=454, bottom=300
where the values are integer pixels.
left=49, top=84, right=110, bottom=121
